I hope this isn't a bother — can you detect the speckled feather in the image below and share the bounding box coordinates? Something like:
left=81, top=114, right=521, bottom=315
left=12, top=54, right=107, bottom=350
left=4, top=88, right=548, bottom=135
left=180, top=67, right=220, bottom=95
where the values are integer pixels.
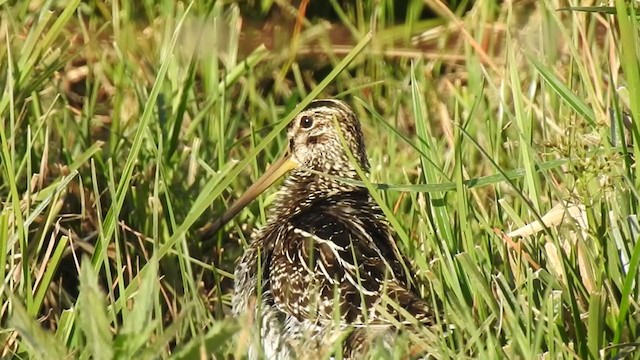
left=232, top=99, right=433, bottom=359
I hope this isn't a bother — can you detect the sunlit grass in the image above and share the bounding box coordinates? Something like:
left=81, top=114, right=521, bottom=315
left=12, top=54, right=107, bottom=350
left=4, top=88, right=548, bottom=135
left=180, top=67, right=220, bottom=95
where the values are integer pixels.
left=0, top=0, right=639, bottom=359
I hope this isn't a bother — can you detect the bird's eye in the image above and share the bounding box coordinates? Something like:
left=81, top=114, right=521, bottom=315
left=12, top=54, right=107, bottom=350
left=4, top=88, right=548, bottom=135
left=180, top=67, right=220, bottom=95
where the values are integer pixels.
left=300, top=115, right=314, bottom=129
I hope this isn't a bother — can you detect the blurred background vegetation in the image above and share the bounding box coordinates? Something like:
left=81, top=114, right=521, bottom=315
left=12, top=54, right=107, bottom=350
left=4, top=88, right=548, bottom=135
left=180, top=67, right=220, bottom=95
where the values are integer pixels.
left=0, top=0, right=639, bottom=358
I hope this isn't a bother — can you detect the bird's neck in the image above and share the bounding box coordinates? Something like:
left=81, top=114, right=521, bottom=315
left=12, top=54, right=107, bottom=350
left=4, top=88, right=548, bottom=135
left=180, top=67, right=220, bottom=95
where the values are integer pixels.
left=273, top=168, right=368, bottom=215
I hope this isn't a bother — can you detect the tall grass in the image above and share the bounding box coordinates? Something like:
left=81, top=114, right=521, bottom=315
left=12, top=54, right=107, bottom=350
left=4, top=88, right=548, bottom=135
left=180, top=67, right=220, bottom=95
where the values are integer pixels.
left=0, top=0, right=638, bottom=358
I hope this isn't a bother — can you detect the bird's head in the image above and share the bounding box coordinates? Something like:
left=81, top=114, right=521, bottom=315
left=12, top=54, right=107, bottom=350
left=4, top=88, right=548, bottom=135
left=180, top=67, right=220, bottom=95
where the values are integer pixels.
left=286, top=99, right=369, bottom=174
left=205, top=99, right=369, bottom=234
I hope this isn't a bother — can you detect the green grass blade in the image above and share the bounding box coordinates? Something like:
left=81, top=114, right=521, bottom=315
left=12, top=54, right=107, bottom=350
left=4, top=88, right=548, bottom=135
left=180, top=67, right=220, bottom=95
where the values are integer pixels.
left=31, top=234, right=69, bottom=316
left=119, top=259, right=159, bottom=356
left=8, top=294, right=67, bottom=359
left=613, top=229, right=640, bottom=346
left=78, top=257, right=113, bottom=360
left=510, top=44, right=541, bottom=211
left=526, top=54, right=596, bottom=127
left=170, top=320, right=238, bottom=360
left=587, top=291, right=605, bottom=359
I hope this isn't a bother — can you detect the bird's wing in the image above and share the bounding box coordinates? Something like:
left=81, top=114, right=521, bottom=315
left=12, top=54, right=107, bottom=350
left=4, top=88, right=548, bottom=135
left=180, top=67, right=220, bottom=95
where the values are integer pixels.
left=232, top=221, right=284, bottom=316
left=278, top=208, right=433, bottom=326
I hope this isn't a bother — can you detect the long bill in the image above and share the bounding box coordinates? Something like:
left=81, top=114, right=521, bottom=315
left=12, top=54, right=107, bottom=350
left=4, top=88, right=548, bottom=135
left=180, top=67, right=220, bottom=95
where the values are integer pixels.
left=198, top=153, right=298, bottom=238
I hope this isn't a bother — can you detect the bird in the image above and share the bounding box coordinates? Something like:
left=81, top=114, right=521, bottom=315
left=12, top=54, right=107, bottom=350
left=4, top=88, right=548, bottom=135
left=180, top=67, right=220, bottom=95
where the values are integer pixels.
left=209, top=99, right=435, bottom=359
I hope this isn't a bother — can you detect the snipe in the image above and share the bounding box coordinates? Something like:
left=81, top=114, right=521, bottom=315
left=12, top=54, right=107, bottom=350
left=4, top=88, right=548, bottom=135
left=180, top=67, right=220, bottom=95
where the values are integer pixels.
left=208, top=99, right=434, bottom=359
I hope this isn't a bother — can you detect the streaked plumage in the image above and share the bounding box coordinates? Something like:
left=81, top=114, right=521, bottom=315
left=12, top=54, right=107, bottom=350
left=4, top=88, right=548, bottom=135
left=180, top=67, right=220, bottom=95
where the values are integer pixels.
left=230, top=99, right=434, bottom=359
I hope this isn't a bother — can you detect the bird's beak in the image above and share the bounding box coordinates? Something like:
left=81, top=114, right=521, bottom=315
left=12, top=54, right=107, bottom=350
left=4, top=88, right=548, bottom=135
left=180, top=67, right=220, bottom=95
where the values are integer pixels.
left=200, top=152, right=298, bottom=237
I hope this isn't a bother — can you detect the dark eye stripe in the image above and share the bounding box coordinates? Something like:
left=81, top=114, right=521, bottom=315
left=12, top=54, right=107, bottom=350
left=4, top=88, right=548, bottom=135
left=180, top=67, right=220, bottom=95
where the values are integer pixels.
left=300, top=115, right=314, bottom=129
